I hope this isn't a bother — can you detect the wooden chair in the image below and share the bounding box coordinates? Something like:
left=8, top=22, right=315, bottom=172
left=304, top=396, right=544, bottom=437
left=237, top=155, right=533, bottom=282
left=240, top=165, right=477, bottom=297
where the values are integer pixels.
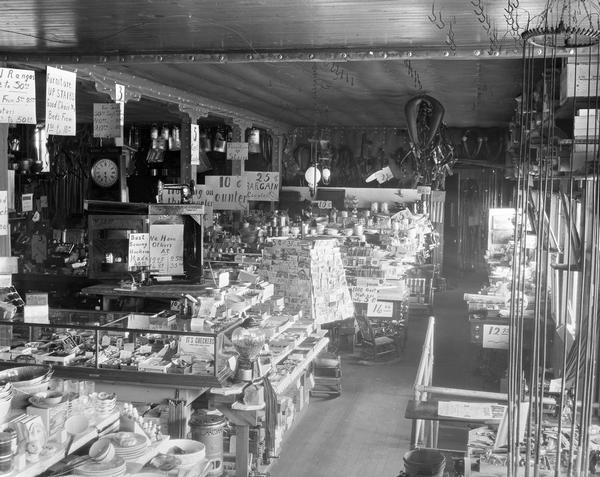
left=356, top=315, right=397, bottom=359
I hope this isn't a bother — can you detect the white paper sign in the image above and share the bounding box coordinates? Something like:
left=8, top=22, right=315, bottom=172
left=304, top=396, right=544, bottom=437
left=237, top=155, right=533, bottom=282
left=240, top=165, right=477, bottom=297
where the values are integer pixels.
left=93, top=103, right=121, bottom=138
left=149, top=224, right=184, bottom=275
left=0, top=191, right=7, bottom=236
left=247, top=171, right=280, bottom=201
left=205, top=176, right=248, bottom=211
left=22, top=193, right=33, bottom=212
left=179, top=335, right=215, bottom=360
left=45, top=66, right=76, bottom=136
left=114, top=84, right=125, bottom=147
left=482, top=324, right=510, bottom=349
left=24, top=304, right=49, bottom=324
left=226, top=142, right=248, bottom=161
left=367, top=301, right=394, bottom=317
left=350, top=285, right=378, bottom=304
left=192, top=185, right=214, bottom=227
left=312, top=200, right=332, bottom=209
left=191, top=124, right=200, bottom=166
left=0, top=68, right=36, bottom=124
left=128, top=233, right=150, bottom=269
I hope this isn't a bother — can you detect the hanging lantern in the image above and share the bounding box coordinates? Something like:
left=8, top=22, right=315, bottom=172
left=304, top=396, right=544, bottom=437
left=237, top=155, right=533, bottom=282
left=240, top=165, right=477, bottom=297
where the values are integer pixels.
left=150, top=124, right=159, bottom=150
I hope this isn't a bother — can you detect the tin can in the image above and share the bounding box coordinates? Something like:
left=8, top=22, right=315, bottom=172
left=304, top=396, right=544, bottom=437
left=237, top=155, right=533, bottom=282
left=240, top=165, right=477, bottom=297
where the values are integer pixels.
left=380, top=202, right=389, bottom=214
left=371, top=202, right=379, bottom=214
left=104, top=252, right=114, bottom=264
left=189, top=412, right=226, bottom=477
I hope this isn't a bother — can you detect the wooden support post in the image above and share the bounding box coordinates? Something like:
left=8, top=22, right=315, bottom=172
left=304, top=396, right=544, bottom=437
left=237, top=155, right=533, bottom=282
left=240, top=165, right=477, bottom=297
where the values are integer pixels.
left=0, top=124, right=9, bottom=256
left=180, top=118, right=192, bottom=185
left=235, top=424, right=250, bottom=477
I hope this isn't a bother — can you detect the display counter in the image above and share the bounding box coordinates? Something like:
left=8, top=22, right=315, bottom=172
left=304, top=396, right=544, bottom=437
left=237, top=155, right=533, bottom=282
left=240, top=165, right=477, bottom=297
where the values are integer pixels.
left=0, top=308, right=241, bottom=395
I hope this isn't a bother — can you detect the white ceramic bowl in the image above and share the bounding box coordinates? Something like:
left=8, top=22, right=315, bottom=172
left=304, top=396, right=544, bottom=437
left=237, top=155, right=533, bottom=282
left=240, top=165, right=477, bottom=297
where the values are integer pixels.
left=89, top=439, right=116, bottom=463
left=159, top=439, right=206, bottom=466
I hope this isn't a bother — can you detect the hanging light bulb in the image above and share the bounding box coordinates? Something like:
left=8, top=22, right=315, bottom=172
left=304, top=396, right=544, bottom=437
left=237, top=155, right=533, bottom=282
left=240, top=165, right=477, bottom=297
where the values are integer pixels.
left=320, top=157, right=332, bottom=185
left=321, top=167, right=331, bottom=185
left=304, top=166, right=321, bottom=187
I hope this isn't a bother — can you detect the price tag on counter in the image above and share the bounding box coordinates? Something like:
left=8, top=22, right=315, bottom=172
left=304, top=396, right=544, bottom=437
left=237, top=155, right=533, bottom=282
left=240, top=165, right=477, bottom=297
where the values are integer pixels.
left=482, top=324, right=510, bottom=349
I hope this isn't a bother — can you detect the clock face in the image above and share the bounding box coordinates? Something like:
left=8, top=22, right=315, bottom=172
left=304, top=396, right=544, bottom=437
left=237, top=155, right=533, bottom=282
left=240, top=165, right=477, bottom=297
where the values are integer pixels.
left=91, top=158, right=119, bottom=188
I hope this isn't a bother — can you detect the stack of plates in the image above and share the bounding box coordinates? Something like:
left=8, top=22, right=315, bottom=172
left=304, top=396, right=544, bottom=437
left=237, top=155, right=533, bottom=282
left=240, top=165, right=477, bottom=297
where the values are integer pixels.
left=0, top=382, right=13, bottom=417
left=94, top=392, right=116, bottom=415
left=75, top=456, right=126, bottom=477
left=101, top=432, right=148, bottom=461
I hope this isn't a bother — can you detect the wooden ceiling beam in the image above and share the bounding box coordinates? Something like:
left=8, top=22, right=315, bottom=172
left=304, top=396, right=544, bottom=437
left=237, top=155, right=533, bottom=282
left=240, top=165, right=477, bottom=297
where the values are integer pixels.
left=1, top=43, right=586, bottom=66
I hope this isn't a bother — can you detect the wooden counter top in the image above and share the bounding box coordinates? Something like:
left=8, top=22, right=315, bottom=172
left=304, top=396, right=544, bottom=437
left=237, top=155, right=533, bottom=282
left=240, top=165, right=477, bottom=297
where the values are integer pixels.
left=82, top=283, right=210, bottom=299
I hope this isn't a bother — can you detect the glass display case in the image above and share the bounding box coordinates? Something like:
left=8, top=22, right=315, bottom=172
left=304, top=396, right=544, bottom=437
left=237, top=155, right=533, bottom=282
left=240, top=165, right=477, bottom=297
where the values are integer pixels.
left=0, top=308, right=242, bottom=388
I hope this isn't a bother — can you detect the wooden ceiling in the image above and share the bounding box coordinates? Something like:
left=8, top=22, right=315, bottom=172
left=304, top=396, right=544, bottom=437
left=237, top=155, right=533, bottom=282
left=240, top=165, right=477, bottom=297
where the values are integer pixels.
left=0, top=0, right=579, bottom=129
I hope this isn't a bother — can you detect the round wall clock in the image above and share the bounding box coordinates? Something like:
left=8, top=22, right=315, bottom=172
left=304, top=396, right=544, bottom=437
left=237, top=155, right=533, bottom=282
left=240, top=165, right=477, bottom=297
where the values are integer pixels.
left=91, top=158, right=119, bottom=188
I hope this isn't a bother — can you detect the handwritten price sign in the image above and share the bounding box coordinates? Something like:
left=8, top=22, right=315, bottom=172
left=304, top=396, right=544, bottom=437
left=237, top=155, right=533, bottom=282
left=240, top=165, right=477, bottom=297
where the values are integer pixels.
left=482, top=324, right=509, bottom=349
left=367, top=301, right=394, bottom=317
left=226, top=142, right=248, bottom=161
left=0, top=68, right=36, bottom=124
left=350, top=286, right=378, bottom=304
left=247, top=171, right=279, bottom=201
left=312, top=200, right=332, bottom=209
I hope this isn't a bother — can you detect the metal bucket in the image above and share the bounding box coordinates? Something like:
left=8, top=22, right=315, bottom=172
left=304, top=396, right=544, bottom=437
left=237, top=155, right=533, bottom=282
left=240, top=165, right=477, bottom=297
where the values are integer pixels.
left=403, top=449, right=446, bottom=477
left=189, top=411, right=226, bottom=476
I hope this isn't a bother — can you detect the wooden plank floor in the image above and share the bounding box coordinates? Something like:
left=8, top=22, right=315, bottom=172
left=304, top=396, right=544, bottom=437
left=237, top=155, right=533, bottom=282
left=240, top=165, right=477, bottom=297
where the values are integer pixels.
left=270, top=318, right=428, bottom=477
left=270, top=272, right=487, bottom=476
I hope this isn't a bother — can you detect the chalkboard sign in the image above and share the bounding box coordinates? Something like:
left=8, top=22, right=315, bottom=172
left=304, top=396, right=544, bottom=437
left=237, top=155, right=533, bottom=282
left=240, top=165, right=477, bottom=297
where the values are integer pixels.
left=128, top=233, right=150, bottom=269
left=45, top=66, right=76, bottom=136
left=149, top=224, right=184, bottom=275
left=93, top=103, right=121, bottom=138
left=0, top=67, right=36, bottom=124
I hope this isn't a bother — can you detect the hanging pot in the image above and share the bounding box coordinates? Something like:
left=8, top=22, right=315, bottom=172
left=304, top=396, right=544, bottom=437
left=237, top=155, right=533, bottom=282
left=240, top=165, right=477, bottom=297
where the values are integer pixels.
left=247, top=128, right=262, bottom=154
left=213, top=129, right=226, bottom=153
left=200, top=131, right=211, bottom=152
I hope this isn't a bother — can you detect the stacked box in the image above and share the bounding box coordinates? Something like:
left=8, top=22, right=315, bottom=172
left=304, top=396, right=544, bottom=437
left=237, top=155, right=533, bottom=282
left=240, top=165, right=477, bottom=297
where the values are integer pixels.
left=258, top=238, right=354, bottom=325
